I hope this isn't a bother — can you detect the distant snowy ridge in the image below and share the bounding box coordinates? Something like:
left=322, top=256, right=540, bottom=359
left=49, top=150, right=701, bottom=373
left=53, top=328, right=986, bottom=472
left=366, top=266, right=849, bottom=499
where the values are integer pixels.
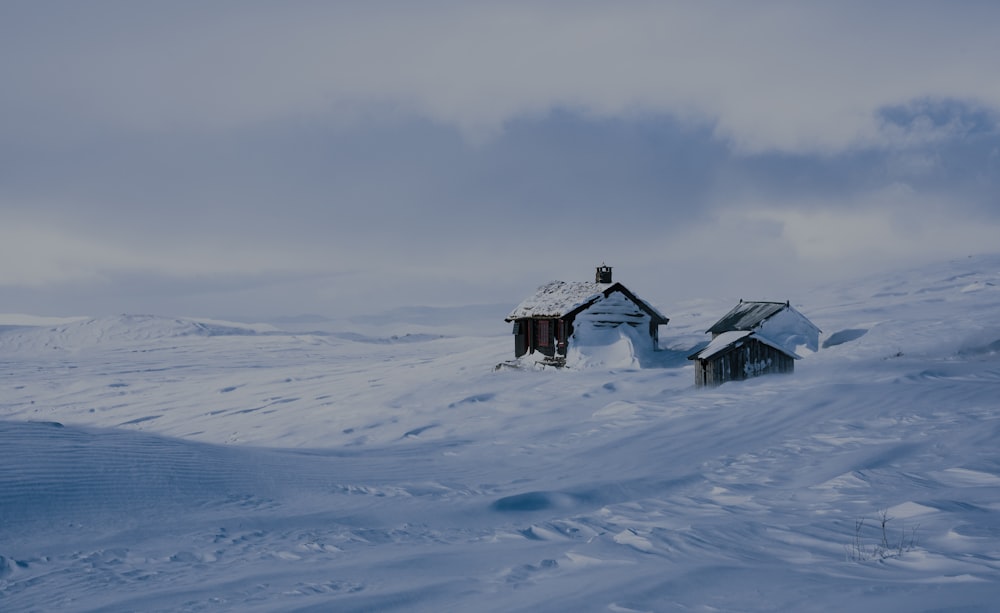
left=0, top=313, right=88, bottom=327
left=0, top=314, right=277, bottom=352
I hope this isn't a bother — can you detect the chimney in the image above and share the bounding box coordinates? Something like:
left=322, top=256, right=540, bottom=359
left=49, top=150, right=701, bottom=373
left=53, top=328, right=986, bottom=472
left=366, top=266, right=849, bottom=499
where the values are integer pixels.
left=595, top=264, right=613, bottom=284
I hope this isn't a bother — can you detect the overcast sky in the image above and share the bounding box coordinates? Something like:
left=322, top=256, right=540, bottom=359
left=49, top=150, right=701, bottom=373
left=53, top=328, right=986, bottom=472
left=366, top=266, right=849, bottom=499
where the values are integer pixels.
left=2, top=1, right=998, bottom=321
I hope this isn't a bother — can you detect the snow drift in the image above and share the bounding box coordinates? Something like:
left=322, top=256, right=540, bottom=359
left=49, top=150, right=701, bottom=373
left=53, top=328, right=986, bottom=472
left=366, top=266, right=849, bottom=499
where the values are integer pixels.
left=565, top=320, right=650, bottom=369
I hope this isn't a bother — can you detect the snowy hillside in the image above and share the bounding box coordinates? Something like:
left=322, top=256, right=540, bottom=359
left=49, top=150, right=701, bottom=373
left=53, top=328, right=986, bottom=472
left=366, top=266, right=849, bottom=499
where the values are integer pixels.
left=2, top=255, right=1000, bottom=611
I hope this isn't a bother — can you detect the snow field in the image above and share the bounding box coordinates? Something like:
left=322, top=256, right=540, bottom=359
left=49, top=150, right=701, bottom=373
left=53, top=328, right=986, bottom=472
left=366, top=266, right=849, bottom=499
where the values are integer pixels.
left=1, top=254, right=999, bottom=611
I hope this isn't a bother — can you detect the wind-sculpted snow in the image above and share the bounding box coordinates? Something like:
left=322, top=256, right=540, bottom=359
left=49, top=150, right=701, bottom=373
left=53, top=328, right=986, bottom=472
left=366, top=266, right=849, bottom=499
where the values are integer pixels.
left=822, top=327, right=869, bottom=348
left=0, top=420, right=268, bottom=528
left=2, top=255, right=1000, bottom=611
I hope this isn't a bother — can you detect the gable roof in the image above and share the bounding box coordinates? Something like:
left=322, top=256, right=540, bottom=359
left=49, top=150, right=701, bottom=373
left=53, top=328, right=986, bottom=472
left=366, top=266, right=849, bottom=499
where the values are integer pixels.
left=505, top=281, right=668, bottom=324
left=706, top=301, right=789, bottom=334
left=687, top=330, right=800, bottom=361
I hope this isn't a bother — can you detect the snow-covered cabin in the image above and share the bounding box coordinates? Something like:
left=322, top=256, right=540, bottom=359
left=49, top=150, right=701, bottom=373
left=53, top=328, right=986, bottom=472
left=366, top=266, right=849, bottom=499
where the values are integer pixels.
left=688, top=300, right=820, bottom=387
left=505, top=266, right=669, bottom=364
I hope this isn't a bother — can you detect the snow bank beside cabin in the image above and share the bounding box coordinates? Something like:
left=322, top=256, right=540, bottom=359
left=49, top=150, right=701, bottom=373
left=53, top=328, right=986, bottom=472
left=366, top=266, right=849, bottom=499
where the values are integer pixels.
left=566, top=309, right=656, bottom=369
left=755, top=306, right=820, bottom=354
left=566, top=325, right=640, bottom=369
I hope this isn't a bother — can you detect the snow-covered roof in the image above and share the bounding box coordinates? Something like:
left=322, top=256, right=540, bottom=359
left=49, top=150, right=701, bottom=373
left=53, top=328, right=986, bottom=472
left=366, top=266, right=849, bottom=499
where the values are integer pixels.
left=688, top=330, right=801, bottom=361
left=707, top=301, right=789, bottom=334
left=506, top=281, right=609, bottom=320
left=690, top=330, right=752, bottom=360
left=506, top=280, right=669, bottom=323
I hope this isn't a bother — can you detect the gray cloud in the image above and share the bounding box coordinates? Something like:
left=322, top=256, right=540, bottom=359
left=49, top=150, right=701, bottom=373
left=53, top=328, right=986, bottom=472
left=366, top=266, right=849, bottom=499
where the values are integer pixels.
left=1, top=2, right=999, bottom=318
left=4, top=2, right=999, bottom=151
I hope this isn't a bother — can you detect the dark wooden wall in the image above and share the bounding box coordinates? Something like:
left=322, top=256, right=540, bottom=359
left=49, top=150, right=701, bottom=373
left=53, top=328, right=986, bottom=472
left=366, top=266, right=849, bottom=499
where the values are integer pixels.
left=694, top=337, right=794, bottom=387
left=512, top=317, right=569, bottom=358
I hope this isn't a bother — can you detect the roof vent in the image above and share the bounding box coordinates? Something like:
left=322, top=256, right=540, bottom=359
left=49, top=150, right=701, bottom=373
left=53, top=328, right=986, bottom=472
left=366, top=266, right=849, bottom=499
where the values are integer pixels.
left=595, top=264, right=613, bottom=284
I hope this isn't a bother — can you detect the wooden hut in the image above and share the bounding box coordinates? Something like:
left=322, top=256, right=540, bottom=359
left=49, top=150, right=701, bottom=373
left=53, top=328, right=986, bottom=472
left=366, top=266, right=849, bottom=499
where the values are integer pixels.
left=689, top=300, right=819, bottom=387
left=505, top=266, right=669, bottom=363
left=688, top=331, right=797, bottom=387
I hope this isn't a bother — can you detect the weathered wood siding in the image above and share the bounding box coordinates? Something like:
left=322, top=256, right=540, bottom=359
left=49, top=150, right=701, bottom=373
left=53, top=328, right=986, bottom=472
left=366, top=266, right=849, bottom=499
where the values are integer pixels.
left=513, top=317, right=562, bottom=357
left=694, top=337, right=794, bottom=387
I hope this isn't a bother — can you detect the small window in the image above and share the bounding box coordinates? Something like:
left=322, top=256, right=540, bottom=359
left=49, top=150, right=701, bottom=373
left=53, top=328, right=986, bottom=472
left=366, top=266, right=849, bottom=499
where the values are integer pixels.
left=512, top=322, right=521, bottom=334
